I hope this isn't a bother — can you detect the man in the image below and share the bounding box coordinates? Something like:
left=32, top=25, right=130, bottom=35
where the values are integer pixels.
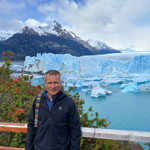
left=26, top=70, right=81, bottom=150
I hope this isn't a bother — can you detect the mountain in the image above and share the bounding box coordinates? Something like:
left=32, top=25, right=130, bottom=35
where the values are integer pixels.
left=0, top=21, right=121, bottom=60
left=87, top=40, right=120, bottom=54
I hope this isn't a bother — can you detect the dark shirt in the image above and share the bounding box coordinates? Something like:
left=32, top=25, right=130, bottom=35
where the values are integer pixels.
left=43, top=90, right=56, bottom=111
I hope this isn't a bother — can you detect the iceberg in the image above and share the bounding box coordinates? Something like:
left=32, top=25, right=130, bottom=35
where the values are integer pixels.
left=120, top=82, right=139, bottom=93
left=91, top=85, right=106, bottom=98
left=90, top=84, right=112, bottom=98
left=120, top=80, right=150, bottom=93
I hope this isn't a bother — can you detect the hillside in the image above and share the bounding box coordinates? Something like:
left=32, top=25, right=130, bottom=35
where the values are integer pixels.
left=0, top=21, right=121, bottom=60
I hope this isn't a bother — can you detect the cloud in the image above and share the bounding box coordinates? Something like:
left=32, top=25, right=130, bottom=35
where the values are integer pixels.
left=25, top=19, right=48, bottom=27
left=37, top=0, right=150, bottom=50
left=0, top=19, right=23, bottom=32
left=0, top=0, right=150, bottom=50
left=0, top=0, right=25, bottom=20
left=0, top=0, right=46, bottom=32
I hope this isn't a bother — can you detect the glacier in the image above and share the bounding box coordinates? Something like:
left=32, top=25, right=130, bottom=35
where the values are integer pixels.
left=24, top=52, right=150, bottom=97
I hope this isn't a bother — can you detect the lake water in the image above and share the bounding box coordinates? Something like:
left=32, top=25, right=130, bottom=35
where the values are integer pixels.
left=72, top=85, right=150, bottom=149
left=73, top=84, right=150, bottom=132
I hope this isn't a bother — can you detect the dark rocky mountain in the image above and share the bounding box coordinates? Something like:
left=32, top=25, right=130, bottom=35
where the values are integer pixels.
left=0, top=21, right=121, bottom=60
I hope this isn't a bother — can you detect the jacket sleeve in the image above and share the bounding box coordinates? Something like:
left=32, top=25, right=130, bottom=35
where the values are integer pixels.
left=25, top=99, right=37, bottom=150
left=68, top=99, right=81, bottom=150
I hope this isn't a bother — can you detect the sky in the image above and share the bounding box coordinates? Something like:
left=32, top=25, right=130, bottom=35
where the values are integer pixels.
left=0, top=0, right=150, bottom=51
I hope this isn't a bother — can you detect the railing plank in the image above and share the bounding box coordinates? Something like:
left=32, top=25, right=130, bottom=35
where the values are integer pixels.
left=0, top=122, right=150, bottom=142
left=82, top=127, right=150, bottom=142
left=0, top=146, right=24, bottom=150
left=0, top=122, right=27, bottom=133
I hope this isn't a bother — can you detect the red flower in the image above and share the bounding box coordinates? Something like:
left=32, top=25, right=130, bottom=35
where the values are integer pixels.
left=42, top=88, right=45, bottom=91
left=36, top=85, right=40, bottom=88
left=28, top=81, right=32, bottom=85
left=12, top=80, right=17, bottom=83
left=15, top=89, right=19, bottom=93
left=88, top=125, right=90, bottom=128
left=17, top=76, right=20, bottom=80
left=30, top=75, right=34, bottom=79
left=16, top=109, right=20, bottom=114
left=14, top=117, right=18, bottom=121
left=100, top=140, right=103, bottom=144
left=3, top=52, right=6, bottom=56
left=11, top=114, right=16, bottom=118
left=87, top=138, right=91, bottom=142
left=12, top=53, right=15, bottom=56
left=104, top=124, right=109, bottom=127
left=27, top=89, right=32, bottom=93
left=20, top=109, right=24, bottom=113
left=7, top=82, right=10, bottom=87
left=8, top=112, right=11, bottom=115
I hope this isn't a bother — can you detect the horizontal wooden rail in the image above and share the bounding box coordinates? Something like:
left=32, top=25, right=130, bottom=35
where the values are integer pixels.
left=0, top=122, right=150, bottom=142
left=0, top=122, right=150, bottom=150
left=0, top=122, right=27, bottom=133
left=82, top=127, right=150, bottom=142
left=0, top=146, right=24, bottom=150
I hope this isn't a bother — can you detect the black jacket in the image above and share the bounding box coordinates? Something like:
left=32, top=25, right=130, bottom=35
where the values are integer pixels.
left=25, top=91, right=81, bottom=150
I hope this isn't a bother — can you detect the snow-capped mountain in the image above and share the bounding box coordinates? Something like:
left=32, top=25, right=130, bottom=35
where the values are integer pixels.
left=88, top=40, right=113, bottom=50
left=20, top=21, right=59, bottom=36
left=0, top=21, right=121, bottom=60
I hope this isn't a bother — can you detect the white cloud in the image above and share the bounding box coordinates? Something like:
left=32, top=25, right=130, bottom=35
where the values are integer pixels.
left=25, top=19, right=48, bottom=27
left=0, top=19, right=23, bottom=32
left=0, top=0, right=25, bottom=19
left=0, top=0, right=150, bottom=50
left=38, top=0, right=150, bottom=50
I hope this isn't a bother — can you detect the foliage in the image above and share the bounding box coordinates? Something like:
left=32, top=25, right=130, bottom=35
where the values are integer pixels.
left=0, top=51, right=44, bottom=147
left=0, top=51, right=144, bottom=150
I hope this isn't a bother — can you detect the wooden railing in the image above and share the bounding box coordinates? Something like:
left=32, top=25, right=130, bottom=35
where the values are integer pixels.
left=0, top=122, right=150, bottom=149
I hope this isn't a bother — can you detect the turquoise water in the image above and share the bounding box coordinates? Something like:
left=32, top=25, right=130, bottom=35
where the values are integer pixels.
left=73, top=84, right=150, bottom=132
left=73, top=84, right=150, bottom=149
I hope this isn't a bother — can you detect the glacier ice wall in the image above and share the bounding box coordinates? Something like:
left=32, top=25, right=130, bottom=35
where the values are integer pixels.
left=24, top=53, right=150, bottom=80
left=24, top=52, right=150, bottom=94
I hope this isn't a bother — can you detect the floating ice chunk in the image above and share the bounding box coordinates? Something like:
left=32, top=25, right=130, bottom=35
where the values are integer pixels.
left=91, top=85, right=106, bottom=98
left=104, top=89, right=112, bottom=94
left=121, top=82, right=139, bottom=92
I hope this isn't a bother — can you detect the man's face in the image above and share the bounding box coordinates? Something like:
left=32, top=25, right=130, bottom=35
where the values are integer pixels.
left=44, top=74, right=62, bottom=98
